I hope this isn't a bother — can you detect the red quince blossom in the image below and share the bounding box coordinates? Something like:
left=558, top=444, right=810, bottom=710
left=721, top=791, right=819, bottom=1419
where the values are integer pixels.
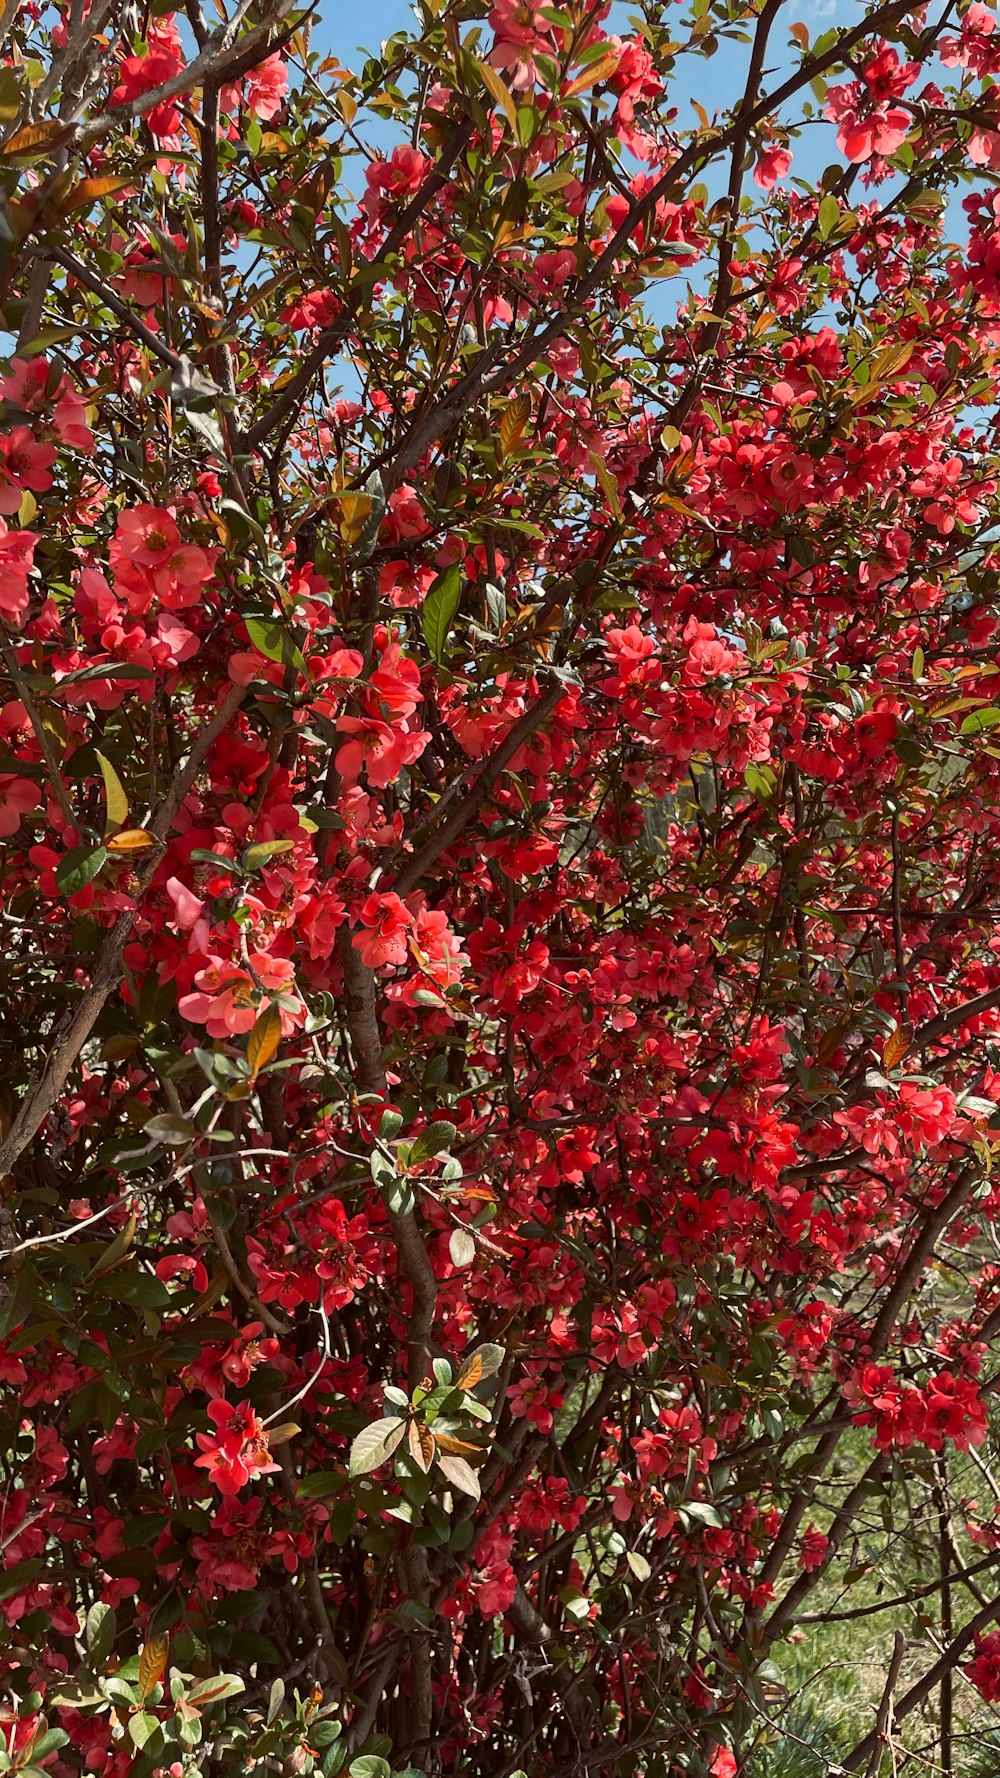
left=352, top=893, right=414, bottom=968
left=488, top=0, right=554, bottom=90
left=365, top=144, right=430, bottom=220
left=111, top=25, right=185, bottom=138
left=221, top=52, right=288, bottom=119
left=0, top=775, right=40, bottom=837
left=178, top=952, right=304, bottom=1036
left=754, top=144, right=792, bottom=190
left=0, top=519, right=37, bottom=622
left=824, top=42, right=918, bottom=164
left=194, top=1398, right=281, bottom=1495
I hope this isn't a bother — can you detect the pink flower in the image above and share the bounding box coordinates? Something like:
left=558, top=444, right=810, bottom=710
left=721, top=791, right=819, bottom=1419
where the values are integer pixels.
left=194, top=1398, right=280, bottom=1495
left=824, top=81, right=911, bottom=163
left=798, top=1526, right=829, bottom=1572
left=546, top=337, right=580, bottom=381
left=488, top=0, right=554, bottom=90
left=0, top=429, right=56, bottom=513
left=334, top=714, right=430, bottom=787
left=753, top=144, right=792, bottom=190
left=0, top=520, right=37, bottom=622
left=0, top=775, right=40, bottom=837
left=178, top=952, right=303, bottom=1037
left=110, top=504, right=216, bottom=613
left=112, top=47, right=185, bottom=139
left=365, top=145, right=429, bottom=219
left=352, top=893, right=413, bottom=968
left=710, top=1750, right=737, bottom=1778
left=113, top=505, right=181, bottom=567
left=165, top=876, right=211, bottom=954
left=411, top=906, right=468, bottom=989
left=221, top=52, right=288, bottom=119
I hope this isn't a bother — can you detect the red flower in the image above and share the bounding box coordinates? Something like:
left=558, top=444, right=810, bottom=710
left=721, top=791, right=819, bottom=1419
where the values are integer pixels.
left=194, top=1399, right=280, bottom=1495
left=352, top=892, right=414, bottom=968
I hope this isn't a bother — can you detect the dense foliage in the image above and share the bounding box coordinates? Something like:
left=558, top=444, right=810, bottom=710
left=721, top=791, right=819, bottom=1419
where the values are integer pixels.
left=6, top=0, right=1000, bottom=1771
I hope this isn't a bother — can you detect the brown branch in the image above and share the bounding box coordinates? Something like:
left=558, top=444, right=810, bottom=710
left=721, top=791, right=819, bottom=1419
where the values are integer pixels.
left=391, top=680, right=564, bottom=899
left=843, top=1599, right=1000, bottom=1773
left=74, top=5, right=298, bottom=145
left=0, top=623, right=76, bottom=830
left=912, top=983, right=1000, bottom=1053
left=38, top=242, right=183, bottom=369
left=245, top=119, right=474, bottom=450
left=0, top=682, right=245, bottom=1185
left=383, top=0, right=915, bottom=487
left=206, top=1207, right=289, bottom=1337
left=864, top=1629, right=906, bottom=1778
left=337, top=928, right=437, bottom=1390
left=791, top=1547, right=1000, bottom=1625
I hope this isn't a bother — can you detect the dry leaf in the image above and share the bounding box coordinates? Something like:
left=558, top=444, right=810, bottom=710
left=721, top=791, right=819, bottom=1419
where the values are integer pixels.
left=456, top=1351, right=483, bottom=1391
left=266, top=1421, right=300, bottom=1447
left=563, top=50, right=621, bottom=98
left=407, top=1418, right=435, bottom=1472
left=106, top=828, right=159, bottom=854
left=499, top=393, right=531, bottom=462
left=247, top=1002, right=282, bottom=1079
left=882, top=1024, right=911, bottom=1072
left=138, top=1634, right=168, bottom=1703
left=474, top=55, right=517, bottom=131
left=435, top=1431, right=483, bottom=1457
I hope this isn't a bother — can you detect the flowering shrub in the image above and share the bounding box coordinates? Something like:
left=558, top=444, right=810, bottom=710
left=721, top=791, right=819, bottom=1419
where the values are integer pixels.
left=4, top=0, right=1000, bottom=1773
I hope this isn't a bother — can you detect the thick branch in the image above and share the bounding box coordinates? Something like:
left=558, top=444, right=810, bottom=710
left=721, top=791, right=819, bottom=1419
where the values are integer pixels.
left=843, top=1597, right=1000, bottom=1772
left=337, top=929, right=437, bottom=1389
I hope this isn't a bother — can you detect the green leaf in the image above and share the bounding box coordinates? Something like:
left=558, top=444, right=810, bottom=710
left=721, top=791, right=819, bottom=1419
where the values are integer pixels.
left=409, top=1121, right=457, bottom=1165
left=327, top=1498, right=358, bottom=1545
left=0, top=1556, right=42, bottom=1600
left=267, top=1677, right=285, bottom=1725
left=457, top=1343, right=505, bottom=1386
left=961, top=706, right=1000, bottom=735
left=243, top=838, right=296, bottom=871
left=484, top=582, right=507, bottom=631
left=421, top=565, right=462, bottom=663
left=348, top=1416, right=406, bottom=1476
left=0, top=65, right=22, bottom=122
left=86, top=1601, right=117, bottom=1666
left=681, top=1500, right=722, bottom=1528
left=94, top=749, right=129, bottom=834
left=128, top=1712, right=161, bottom=1749
left=626, top=1550, right=651, bottom=1583
left=473, top=55, right=517, bottom=130
left=55, top=843, right=107, bottom=895
left=27, top=1729, right=69, bottom=1760
left=187, top=1673, right=245, bottom=1704
left=85, top=1210, right=137, bottom=1282
left=189, top=848, right=240, bottom=871
left=0, top=1267, right=36, bottom=1340
left=349, top=1758, right=391, bottom=1778
left=296, top=1470, right=344, bottom=1501
left=91, top=1270, right=171, bottom=1309
left=817, top=192, right=839, bottom=238
left=744, top=763, right=775, bottom=804
left=58, top=661, right=156, bottom=684
left=245, top=616, right=307, bottom=677
left=143, top=1114, right=198, bottom=1146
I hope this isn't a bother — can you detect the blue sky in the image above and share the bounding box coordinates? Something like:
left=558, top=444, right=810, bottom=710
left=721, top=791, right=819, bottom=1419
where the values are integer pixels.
left=319, top=0, right=856, bottom=194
